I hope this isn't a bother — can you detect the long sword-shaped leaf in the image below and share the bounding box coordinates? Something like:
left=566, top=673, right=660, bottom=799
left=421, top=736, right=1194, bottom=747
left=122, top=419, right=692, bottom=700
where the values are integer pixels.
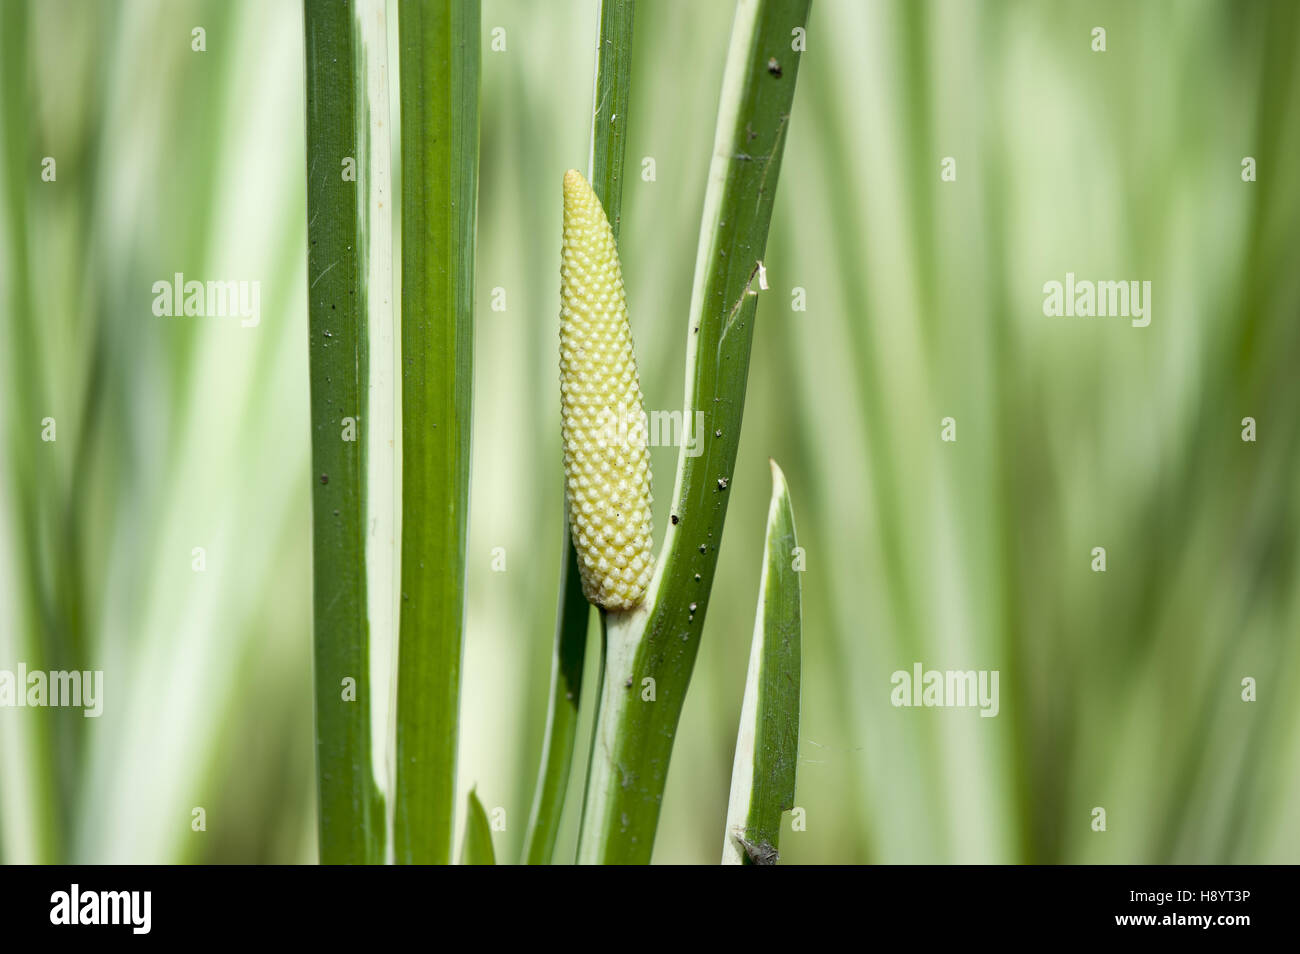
left=520, top=531, right=590, bottom=864
left=0, top=0, right=60, bottom=863
left=303, top=0, right=387, bottom=865
left=393, top=0, right=481, bottom=865
left=586, top=0, right=636, bottom=233
left=722, top=460, right=801, bottom=865
left=521, top=0, right=635, bottom=866
left=577, top=0, right=811, bottom=864
left=460, top=789, right=497, bottom=865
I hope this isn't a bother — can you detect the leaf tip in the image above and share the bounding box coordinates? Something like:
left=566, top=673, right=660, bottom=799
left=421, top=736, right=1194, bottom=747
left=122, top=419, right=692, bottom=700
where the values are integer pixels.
left=768, top=457, right=788, bottom=495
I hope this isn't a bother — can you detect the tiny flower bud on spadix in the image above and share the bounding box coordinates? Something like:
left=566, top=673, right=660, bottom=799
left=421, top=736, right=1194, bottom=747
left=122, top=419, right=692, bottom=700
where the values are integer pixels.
left=560, top=169, right=654, bottom=611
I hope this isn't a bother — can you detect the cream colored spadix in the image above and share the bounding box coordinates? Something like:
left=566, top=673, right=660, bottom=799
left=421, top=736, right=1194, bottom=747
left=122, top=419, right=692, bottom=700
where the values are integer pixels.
left=559, top=169, right=654, bottom=611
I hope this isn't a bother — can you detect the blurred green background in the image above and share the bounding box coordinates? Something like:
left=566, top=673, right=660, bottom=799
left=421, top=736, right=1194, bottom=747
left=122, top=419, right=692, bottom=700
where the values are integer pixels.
left=2, top=0, right=1298, bottom=864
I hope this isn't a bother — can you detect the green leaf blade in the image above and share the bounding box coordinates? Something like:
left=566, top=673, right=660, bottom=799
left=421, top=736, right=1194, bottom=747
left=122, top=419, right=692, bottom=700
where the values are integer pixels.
left=394, top=0, right=481, bottom=865
left=460, top=789, right=497, bottom=865
left=587, top=0, right=636, bottom=232
left=722, top=459, right=802, bottom=865
left=303, top=0, right=384, bottom=866
left=521, top=532, right=591, bottom=864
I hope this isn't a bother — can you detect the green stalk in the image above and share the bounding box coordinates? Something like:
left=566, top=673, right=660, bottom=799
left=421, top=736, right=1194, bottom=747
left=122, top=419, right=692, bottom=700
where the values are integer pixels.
left=521, top=0, right=634, bottom=866
left=722, top=460, right=801, bottom=864
left=576, top=0, right=811, bottom=864
left=303, top=0, right=385, bottom=865
left=393, top=0, right=481, bottom=865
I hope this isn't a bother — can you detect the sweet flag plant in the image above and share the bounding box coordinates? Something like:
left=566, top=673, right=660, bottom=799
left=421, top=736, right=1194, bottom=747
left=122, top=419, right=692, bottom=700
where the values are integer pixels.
left=304, top=0, right=808, bottom=865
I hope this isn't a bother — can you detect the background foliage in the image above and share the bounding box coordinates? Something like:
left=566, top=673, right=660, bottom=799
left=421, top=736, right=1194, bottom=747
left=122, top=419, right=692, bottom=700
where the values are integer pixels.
left=2, top=0, right=1298, bottom=863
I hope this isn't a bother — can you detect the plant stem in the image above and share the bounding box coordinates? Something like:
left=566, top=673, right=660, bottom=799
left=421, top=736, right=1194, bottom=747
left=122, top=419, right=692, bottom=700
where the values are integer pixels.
left=303, top=0, right=384, bottom=865
left=521, top=0, right=635, bottom=866
left=393, top=0, right=481, bottom=865
left=576, top=0, right=811, bottom=864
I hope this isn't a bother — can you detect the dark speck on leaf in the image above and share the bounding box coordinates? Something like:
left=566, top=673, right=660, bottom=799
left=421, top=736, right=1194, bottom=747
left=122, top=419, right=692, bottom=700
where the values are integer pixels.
left=718, top=477, right=729, bottom=490
left=320, top=474, right=329, bottom=485
left=699, top=544, right=707, bottom=554
left=671, top=514, right=679, bottom=525
left=738, top=835, right=779, bottom=865
left=624, top=677, right=633, bottom=689
left=689, top=602, right=698, bottom=613
left=694, top=574, right=701, bottom=582
left=767, top=57, right=782, bottom=77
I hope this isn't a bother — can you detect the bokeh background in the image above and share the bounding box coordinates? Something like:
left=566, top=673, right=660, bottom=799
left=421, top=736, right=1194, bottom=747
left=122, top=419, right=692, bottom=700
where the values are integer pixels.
left=2, top=0, right=1299, bottom=864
